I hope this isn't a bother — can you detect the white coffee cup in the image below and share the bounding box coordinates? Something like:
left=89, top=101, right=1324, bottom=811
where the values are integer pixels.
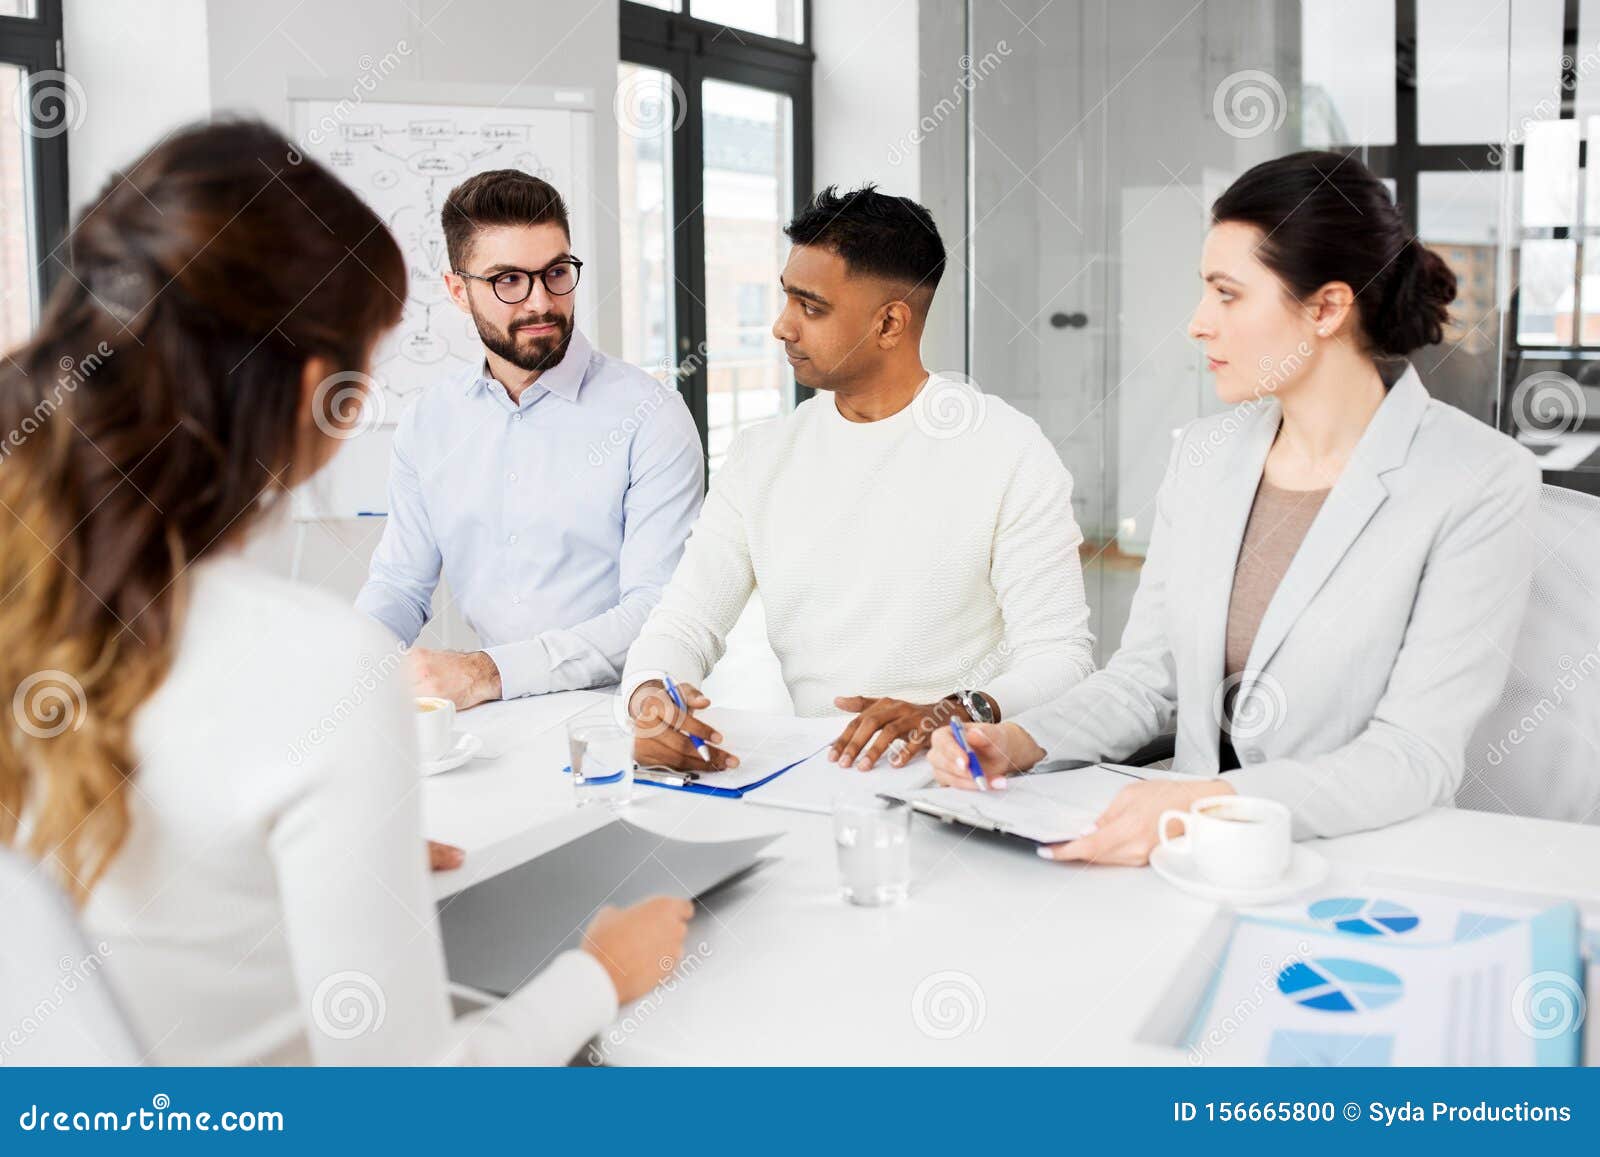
left=415, top=696, right=457, bottom=763
left=1157, top=795, right=1291, bottom=888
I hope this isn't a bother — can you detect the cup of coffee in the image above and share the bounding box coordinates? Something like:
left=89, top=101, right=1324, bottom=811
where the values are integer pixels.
left=1157, top=795, right=1291, bottom=888
left=415, top=696, right=457, bottom=763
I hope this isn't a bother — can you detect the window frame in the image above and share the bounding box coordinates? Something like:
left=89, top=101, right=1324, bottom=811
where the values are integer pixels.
left=621, top=0, right=815, bottom=454
left=0, top=0, right=69, bottom=314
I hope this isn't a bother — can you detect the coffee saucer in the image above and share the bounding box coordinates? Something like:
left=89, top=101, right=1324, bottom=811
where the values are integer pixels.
left=421, top=732, right=483, bottom=777
left=1149, top=836, right=1328, bottom=905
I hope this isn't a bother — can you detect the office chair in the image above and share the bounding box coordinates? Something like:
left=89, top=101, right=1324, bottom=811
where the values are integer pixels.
left=1458, top=483, right=1600, bottom=825
left=0, top=847, right=142, bottom=1065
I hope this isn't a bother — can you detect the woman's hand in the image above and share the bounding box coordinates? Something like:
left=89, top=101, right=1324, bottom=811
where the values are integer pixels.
left=582, top=896, right=695, bottom=1004
left=1037, top=777, right=1235, bottom=866
left=927, top=722, right=1046, bottom=789
left=427, top=840, right=464, bottom=871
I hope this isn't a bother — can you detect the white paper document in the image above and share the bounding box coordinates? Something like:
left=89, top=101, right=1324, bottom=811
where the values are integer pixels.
left=884, top=765, right=1142, bottom=843
left=747, top=748, right=936, bottom=814
left=1185, top=900, right=1584, bottom=1066
left=666, top=708, right=842, bottom=791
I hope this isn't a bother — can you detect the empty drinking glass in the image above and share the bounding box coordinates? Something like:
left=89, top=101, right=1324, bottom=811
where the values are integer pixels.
left=832, top=795, right=911, bottom=906
left=567, top=717, right=635, bottom=808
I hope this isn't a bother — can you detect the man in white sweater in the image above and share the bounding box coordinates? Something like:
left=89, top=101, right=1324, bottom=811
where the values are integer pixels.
left=622, top=185, right=1095, bottom=773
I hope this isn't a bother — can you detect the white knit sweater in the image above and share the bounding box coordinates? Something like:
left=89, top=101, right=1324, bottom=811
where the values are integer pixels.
left=623, top=383, right=1095, bottom=717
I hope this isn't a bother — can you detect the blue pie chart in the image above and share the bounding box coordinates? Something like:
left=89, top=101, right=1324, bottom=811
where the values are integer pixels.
left=1276, top=957, right=1404, bottom=1013
left=1307, top=896, right=1420, bottom=937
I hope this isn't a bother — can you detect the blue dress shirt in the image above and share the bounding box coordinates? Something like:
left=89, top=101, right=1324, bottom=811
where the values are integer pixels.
left=355, top=328, right=704, bottom=697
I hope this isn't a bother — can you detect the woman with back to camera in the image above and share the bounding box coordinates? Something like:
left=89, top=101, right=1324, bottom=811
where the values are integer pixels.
left=928, top=150, right=1540, bottom=863
left=0, top=119, right=690, bottom=1064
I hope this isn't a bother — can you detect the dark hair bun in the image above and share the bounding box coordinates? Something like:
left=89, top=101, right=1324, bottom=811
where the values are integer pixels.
left=1212, top=151, right=1458, bottom=358
left=1369, top=241, right=1457, bottom=356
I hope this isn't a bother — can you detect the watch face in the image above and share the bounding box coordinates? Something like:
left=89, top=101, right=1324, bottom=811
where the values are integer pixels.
left=963, top=690, right=994, bottom=723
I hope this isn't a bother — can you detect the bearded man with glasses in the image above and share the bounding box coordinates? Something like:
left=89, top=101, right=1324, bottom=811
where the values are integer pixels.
left=356, top=170, right=703, bottom=707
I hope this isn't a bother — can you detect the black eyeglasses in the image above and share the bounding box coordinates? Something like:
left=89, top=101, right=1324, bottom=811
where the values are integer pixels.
left=455, top=258, right=583, bottom=304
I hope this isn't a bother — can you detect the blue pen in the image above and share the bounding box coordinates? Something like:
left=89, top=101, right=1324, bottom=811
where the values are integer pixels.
left=662, top=675, right=711, bottom=762
left=950, top=718, right=988, bottom=792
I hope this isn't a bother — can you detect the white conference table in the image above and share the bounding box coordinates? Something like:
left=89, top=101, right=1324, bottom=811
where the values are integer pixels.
left=422, top=690, right=1600, bottom=1065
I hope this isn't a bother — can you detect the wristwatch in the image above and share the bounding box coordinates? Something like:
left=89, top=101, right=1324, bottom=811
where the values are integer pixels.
left=948, top=689, right=998, bottom=724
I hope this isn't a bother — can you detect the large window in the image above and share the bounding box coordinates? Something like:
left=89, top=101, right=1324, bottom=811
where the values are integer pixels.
left=0, top=0, right=67, bottom=349
left=619, top=0, right=813, bottom=472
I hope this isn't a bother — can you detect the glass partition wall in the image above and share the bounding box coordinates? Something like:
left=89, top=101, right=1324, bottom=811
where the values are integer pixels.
left=964, top=0, right=1589, bottom=664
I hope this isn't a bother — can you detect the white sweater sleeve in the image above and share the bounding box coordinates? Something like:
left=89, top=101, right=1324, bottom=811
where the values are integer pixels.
left=621, top=432, right=757, bottom=703
left=1009, top=428, right=1187, bottom=759
left=268, top=646, right=617, bottom=1065
left=983, top=430, right=1097, bottom=716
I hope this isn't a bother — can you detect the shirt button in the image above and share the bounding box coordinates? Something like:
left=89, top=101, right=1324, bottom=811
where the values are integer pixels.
left=512, top=595, right=522, bottom=605
left=513, top=413, right=523, bottom=422
left=507, top=534, right=518, bottom=544
left=507, top=472, right=517, bottom=483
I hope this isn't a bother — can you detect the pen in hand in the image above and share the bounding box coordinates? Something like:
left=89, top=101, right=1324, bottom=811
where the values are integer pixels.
left=662, top=675, right=712, bottom=763
left=950, top=718, right=987, bottom=792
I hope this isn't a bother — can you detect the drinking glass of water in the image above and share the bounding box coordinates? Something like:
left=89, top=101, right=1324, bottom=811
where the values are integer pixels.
left=832, top=795, right=911, bottom=906
left=567, top=716, right=635, bottom=808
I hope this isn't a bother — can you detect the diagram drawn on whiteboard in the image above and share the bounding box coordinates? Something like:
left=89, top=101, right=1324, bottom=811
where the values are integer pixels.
left=289, top=85, right=596, bottom=422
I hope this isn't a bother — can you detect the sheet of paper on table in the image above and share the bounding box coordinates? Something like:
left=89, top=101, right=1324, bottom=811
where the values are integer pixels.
left=747, top=748, right=935, bottom=814
left=671, top=707, right=843, bottom=791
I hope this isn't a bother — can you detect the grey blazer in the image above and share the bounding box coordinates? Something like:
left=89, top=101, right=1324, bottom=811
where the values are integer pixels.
left=1013, top=364, right=1542, bottom=838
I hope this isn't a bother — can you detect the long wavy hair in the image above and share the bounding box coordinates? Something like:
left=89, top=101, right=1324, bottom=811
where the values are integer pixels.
left=0, top=119, right=406, bottom=900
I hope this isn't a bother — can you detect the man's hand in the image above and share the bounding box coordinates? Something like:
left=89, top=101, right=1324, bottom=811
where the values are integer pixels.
left=829, top=695, right=963, bottom=770
left=627, top=680, right=738, bottom=772
left=1037, top=777, right=1236, bottom=867
left=410, top=647, right=501, bottom=710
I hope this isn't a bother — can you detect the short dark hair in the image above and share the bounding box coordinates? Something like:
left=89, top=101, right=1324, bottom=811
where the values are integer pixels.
left=1210, top=151, right=1456, bottom=357
left=783, top=184, right=946, bottom=302
left=442, top=169, right=570, bottom=270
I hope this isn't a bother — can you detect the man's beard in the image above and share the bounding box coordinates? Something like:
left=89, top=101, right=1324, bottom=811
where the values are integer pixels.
left=476, top=309, right=574, bottom=372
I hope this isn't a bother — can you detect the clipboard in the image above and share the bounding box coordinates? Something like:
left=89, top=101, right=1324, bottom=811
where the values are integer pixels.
left=879, top=763, right=1184, bottom=848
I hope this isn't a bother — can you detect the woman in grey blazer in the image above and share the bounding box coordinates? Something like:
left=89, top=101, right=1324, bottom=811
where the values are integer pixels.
left=929, top=151, right=1541, bottom=862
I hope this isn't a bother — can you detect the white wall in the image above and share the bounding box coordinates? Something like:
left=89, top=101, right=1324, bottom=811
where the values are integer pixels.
left=64, top=0, right=212, bottom=212
left=811, top=0, right=921, bottom=199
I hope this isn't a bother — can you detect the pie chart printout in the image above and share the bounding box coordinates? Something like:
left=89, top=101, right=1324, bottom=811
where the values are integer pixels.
left=1306, top=897, right=1421, bottom=937
left=1275, top=957, right=1405, bottom=1013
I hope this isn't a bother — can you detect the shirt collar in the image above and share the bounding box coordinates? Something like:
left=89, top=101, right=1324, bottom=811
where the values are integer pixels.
left=463, top=327, right=594, bottom=404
